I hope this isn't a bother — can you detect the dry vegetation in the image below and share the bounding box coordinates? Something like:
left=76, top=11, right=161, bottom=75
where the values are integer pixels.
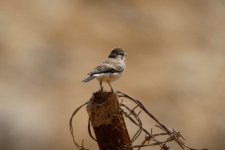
left=0, top=0, right=225, bottom=150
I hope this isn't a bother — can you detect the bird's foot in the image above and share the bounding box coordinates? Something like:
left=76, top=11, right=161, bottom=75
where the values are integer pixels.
left=107, top=81, right=114, bottom=93
left=110, top=86, right=114, bottom=93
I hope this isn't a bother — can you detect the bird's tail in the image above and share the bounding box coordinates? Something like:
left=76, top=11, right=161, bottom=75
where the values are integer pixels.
left=82, top=75, right=95, bottom=82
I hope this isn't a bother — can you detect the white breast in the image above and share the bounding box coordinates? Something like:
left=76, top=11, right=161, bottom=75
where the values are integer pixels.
left=95, top=72, right=121, bottom=82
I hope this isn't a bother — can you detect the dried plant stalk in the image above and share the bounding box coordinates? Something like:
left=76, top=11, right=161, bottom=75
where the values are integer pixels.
left=86, top=91, right=133, bottom=150
left=69, top=91, right=208, bottom=150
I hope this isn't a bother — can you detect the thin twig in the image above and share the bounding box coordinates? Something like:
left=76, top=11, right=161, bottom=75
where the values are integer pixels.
left=69, top=101, right=89, bottom=150
left=117, top=91, right=208, bottom=150
left=69, top=91, right=208, bottom=150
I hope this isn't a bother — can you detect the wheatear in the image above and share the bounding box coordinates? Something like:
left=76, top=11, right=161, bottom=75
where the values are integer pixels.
left=82, top=48, right=126, bottom=92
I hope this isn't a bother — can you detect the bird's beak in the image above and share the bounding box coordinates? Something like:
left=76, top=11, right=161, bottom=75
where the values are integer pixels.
left=124, top=53, right=127, bottom=56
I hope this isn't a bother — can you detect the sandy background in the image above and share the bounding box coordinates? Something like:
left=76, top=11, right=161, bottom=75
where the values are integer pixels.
left=0, top=0, right=225, bottom=150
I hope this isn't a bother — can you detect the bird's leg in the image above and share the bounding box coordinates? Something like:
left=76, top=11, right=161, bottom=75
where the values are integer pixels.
left=100, top=81, right=103, bottom=92
left=107, top=81, right=114, bottom=93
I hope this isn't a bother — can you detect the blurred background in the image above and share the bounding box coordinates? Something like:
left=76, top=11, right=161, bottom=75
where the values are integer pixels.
left=0, top=0, right=225, bottom=149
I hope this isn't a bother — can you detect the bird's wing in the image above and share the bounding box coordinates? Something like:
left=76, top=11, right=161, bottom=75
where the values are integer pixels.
left=102, top=58, right=125, bottom=71
left=88, top=65, right=121, bottom=76
left=88, top=58, right=124, bottom=76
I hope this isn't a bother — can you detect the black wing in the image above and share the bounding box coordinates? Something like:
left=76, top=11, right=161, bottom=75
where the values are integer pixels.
left=88, top=65, right=124, bottom=76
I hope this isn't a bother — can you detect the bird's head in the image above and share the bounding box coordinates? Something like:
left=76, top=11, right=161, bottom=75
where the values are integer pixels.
left=108, top=48, right=127, bottom=60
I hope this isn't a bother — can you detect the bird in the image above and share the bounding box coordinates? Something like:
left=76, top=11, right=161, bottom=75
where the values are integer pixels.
left=82, top=48, right=126, bottom=92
